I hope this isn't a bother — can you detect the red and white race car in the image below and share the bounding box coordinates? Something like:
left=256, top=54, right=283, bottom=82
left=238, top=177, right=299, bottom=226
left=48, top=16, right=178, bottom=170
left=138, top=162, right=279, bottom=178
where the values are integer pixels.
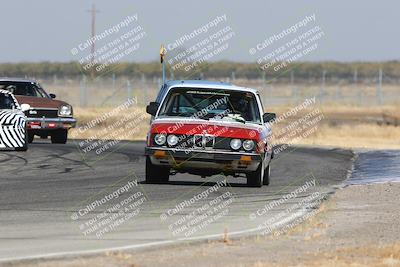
left=145, top=80, right=276, bottom=187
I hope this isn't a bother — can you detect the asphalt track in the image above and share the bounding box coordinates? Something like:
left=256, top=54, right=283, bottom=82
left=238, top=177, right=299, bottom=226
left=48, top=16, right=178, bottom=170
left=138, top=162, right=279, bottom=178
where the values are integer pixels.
left=0, top=140, right=354, bottom=263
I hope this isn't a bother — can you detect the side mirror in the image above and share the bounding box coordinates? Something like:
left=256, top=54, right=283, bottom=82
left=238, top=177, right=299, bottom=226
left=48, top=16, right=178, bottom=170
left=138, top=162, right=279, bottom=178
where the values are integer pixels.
left=146, top=102, right=159, bottom=116
left=20, top=103, right=31, bottom=112
left=263, top=112, right=276, bottom=123
left=49, top=93, right=56, bottom=99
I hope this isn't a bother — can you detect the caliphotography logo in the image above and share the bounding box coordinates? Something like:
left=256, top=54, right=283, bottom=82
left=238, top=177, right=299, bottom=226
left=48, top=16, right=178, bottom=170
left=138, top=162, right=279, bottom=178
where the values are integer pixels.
left=0, top=1, right=399, bottom=267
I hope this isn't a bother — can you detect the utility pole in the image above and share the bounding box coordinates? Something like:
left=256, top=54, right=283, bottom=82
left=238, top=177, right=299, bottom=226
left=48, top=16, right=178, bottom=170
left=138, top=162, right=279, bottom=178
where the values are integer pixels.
left=87, top=4, right=99, bottom=78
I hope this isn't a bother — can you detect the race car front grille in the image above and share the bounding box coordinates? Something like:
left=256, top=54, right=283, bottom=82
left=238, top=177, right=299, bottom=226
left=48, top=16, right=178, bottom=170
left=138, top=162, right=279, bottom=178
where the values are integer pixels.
left=213, top=137, right=231, bottom=150
left=155, top=134, right=215, bottom=149
left=153, top=134, right=231, bottom=150
left=25, top=109, right=58, bottom=118
left=193, top=134, right=215, bottom=149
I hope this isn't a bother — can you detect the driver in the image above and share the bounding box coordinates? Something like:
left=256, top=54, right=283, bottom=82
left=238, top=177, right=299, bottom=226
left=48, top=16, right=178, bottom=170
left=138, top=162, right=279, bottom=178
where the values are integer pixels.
left=230, top=97, right=251, bottom=121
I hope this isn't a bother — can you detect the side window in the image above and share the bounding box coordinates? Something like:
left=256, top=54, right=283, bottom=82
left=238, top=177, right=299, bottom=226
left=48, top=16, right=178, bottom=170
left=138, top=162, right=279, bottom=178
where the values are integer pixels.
left=16, top=84, right=35, bottom=96
left=4, top=83, right=37, bottom=97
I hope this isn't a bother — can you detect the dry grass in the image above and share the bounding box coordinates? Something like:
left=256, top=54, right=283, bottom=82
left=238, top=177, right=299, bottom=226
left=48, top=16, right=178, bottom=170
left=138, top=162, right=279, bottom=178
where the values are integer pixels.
left=298, top=124, right=400, bottom=149
left=70, top=105, right=400, bottom=149
left=270, top=104, right=400, bottom=119
left=69, top=107, right=150, bottom=141
left=270, top=104, right=400, bottom=149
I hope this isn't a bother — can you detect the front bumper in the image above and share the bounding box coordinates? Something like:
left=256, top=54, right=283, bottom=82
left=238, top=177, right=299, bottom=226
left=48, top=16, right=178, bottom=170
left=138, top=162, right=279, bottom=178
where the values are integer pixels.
left=145, top=147, right=263, bottom=173
left=26, top=117, right=77, bottom=130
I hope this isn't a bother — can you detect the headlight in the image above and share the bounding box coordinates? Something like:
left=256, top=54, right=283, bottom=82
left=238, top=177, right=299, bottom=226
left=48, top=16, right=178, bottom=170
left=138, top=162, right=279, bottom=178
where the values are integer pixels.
left=243, top=140, right=255, bottom=151
left=167, top=135, right=179, bottom=146
left=59, top=105, right=72, bottom=116
left=154, top=134, right=166, bottom=145
left=230, top=139, right=242, bottom=150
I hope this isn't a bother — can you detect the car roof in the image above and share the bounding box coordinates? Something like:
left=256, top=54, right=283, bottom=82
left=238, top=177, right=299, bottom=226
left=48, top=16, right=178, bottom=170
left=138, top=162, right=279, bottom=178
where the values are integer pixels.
left=0, top=78, right=37, bottom=83
left=165, top=80, right=258, bottom=94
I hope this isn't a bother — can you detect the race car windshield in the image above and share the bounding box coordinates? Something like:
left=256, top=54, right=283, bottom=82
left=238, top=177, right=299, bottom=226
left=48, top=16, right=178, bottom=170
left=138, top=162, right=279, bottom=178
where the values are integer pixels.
left=0, top=82, right=49, bottom=98
left=158, top=88, right=262, bottom=124
left=0, top=94, right=16, bottom=109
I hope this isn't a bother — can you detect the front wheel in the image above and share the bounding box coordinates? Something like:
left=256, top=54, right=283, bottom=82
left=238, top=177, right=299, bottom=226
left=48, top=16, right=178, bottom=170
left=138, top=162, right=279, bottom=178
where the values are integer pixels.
left=27, top=132, right=34, bottom=143
left=51, top=129, right=68, bottom=144
left=145, top=156, right=170, bottom=184
left=247, top=161, right=264, bottom=187
left=263, top=164, right=271, bottom=186
left=15, top=144, right=28, bottom=151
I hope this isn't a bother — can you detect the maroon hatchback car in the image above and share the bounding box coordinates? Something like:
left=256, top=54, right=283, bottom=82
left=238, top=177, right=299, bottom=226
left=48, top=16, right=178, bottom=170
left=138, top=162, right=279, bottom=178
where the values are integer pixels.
left=0, top=78, right=76, bottom=144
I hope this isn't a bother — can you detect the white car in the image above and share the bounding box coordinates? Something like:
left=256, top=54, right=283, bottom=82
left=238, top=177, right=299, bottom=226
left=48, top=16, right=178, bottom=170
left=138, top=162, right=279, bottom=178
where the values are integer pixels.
left=0, top=89, right=30, bottom=151
left=145, top=80, right=276, bottom=187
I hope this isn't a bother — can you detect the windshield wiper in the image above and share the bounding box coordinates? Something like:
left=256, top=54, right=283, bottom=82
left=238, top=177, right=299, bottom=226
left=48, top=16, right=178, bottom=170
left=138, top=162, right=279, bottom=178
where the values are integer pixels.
left=196, top=113, right=220, bottom=120
left=163, top=112, right=194, bottom=117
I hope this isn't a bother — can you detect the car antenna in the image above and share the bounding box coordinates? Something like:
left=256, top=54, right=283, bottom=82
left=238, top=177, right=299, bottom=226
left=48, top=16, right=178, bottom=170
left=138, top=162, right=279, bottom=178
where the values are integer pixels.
left=160, top=44, right=167, bottom=85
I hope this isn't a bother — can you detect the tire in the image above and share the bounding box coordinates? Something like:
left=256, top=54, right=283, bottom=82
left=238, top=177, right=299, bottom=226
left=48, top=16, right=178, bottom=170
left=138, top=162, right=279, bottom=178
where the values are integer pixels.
left=15, top=144, right=28, bottom=151
left=263, top=164, right=270, bottom=186
left=51, top=129, right=68, bottom=144
left=145, top=156, right=170, bottom=184
left=27, top=132, right=34, bottom=143
left=247, top=160, right=264, bottom=187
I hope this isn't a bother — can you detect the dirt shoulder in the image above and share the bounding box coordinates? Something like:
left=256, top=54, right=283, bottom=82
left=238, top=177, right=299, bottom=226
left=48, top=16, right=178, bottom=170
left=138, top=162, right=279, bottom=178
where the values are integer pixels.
left=8, top=182, right=400, bottom=267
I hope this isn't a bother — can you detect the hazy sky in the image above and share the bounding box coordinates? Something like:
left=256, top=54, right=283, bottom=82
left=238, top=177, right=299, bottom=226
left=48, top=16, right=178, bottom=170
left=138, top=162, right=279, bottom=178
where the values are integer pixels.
left=0, top=0, right=398, bottom=63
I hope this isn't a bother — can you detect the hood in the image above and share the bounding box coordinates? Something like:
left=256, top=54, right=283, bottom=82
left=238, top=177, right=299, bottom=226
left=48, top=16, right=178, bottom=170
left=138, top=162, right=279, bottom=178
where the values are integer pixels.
left=150, top=118, right=263, bottom=140
left=14, top=96, right=69, bottom=109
